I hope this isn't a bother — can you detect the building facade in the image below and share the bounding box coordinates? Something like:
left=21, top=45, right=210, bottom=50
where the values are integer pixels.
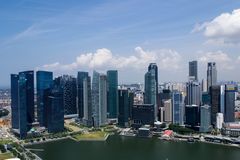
left=107, top=70, right=118, bottom=119
left=207, top=62, right=217, bottom=91
left=36, top=71, right=53, bottom=127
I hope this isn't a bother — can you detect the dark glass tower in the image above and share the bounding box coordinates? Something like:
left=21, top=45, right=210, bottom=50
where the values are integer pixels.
left=144, top=63, right=158, bottom=120
left=118, top=89, right=133, bottom=127
left=47, top=81, right=64, bottom=133
left=18, top=74, right=28, bottom=138
left=19, top=71, right=34, bottom=124
left=210, top=85, right=220, bottom=125
left=62, top=75, right=77, bottom=115
left=224, top=84, right=236, bottom=122
left=189, top=61, right=198, bottom=81
left=37, top=71, right=53, bottom=127
left=172, top=91, right=184, bottom=125
left=107, top=70, right=118, bottom=119
left=11, top=74, right=19, bottom=129
left=77, top=72, right=89, bottom=119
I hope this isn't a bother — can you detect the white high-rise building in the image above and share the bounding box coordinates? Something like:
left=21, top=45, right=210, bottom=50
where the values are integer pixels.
left=164, top=99, right=172, bottom=123
left=216, top=113, right=224, bottom=129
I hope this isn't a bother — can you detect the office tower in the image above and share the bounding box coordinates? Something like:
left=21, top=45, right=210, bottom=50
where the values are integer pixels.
left=99, top=74, right=108, bottom=126
left=185, top=105, right=200, bottom=128
left=210, top=85, right=220, bottom=125
left=224, top=84, right=236, bottom=122
left=144, top=63, right=158, bottom=120
left=189, top=61, right=198, bottom=81
left=148, top=63, right=158, bottom=93
left=77, top=72, right=89, bottom=119
left=172, top=91, right=184, bottom=125
left=82, top=76, right=92, bottom=126
left=37, top=71, right=53, bottom=127
left=216, top=113, right=224, bottom=129
left=107, top=70, right=118, bottom=119
left=202, top=79, right=208, bottom=92
left=186, top=81, right=201, bottom=106
left=19, top=71, right=34, bottom=124
left=200, top=105, right=211, bottom=133
left=47, top=82, right=64, bottom=133
left=11, top=74, right=19, bottom=129
left=92, top=71, right=107, bottom=127
left=118, top=89, right=133, bottom=127
left=220, top=85, right=225, bottom=114
left=132, top=104, right=155, bottom=127
left=159, top=89, right=171, bottom=107
left=62, top=75, right=77, bottom=115
left=202, top=92, right=210, bottom=105
left=18, top=75, right=28, bottom=138
left=164, top=99, right=172, bottom=123
left=207, top=62, right=217, bottom=91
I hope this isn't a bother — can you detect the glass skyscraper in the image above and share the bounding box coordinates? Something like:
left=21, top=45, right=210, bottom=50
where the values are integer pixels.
left=62, top=75, right=77, bottom=115
left=189, top=60, right=198, bottom=81
left=77, top=72, right=89, bottom=119
left=186, top=81, right=201, bottom=106
left=11, top=74, right=19, bottom=129
left=82, top=76, right=92, bottom=126
left=172, top=91, right=184, bottom=125
left=118, top=89, right=133, bottom=127
left=19, top=71, right=34, bottom=124
left=144, top=63, right=158, bottom=120
left=210, top=85, right=220, bottom=125
left=47, top=82, right=64, bottom=133
left=18, top=74, right=28, bottom=138
left=224, top=84, right=236, bottom=122
left=107, top=70, right=118, bottom=119
left=200, top=105, right=211, bottom=133
left=207, top=62, right=217, bottom=91
left=92, top=71, right=107, bottom=127
left=37, top=71, right=53, bottom=127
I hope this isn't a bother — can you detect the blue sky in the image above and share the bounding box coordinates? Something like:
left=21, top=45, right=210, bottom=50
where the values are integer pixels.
left=1, top=0, right=240, bottom=87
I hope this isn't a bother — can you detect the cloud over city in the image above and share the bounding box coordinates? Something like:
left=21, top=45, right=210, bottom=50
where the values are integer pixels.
left=39, top=47, right=182, bottom=72
left=193, top=9, right=240, bottom=44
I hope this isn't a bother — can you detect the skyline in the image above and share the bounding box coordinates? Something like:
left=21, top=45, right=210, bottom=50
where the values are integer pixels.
left=1, top=0, right=240, bottom=87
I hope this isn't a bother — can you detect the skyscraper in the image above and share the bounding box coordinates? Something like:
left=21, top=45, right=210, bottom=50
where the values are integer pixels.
left=37, top=71, right=53, bottom=127
left=18, top=74, right=28, bottom=138
left=172, top=91, right=184, bottom=125
left=92, top=71, right=107, bottom=127
left=46, top=81, right=64, bottom=133
left=210, top=85, right=220, bottom=125
left=118, top=89, right=133, bottom=127
left=11, top=74, right=19, bottom=129
left=62, top=75, right=77, bottom=115
left=77, top=72, right=89, bottom=119
left=186, top=81, right=201, bottom=106
left=82, top=76, right=92, bottom=126
left=11, top=71, right=34, bottom=138
left=144, top=63, right=158, bottom=120
left=224, top=84, right=236, bottom=122
left=19, top=71, right=35, bottom=124
left=200, top=105, right=211, bottom=133
left=207, top=62, right=217, bottom=91
left=220, top=85, right=225, bottom=114
left=164, top=99, right=172, bottom=123
left=185, top=105, right=200, bottom=128
left=107, top=70, right=118, bottom=119
left=189, top=61, right=198, bottom=81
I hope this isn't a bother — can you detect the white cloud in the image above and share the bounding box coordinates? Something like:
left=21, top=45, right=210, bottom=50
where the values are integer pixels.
left=39, top=47, right=182, bottom=72
left=198, top=51, right=234, bottom=69
left=193, top=9, right=240, bottom=44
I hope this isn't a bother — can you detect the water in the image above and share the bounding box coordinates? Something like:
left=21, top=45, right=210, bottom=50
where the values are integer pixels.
left=28, top=135, right=240, bottom=160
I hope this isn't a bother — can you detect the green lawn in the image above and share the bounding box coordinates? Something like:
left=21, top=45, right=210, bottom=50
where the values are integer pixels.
left=0, top=152, right=14, bottom=160
left=72, top=131, right=108, bottom=141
